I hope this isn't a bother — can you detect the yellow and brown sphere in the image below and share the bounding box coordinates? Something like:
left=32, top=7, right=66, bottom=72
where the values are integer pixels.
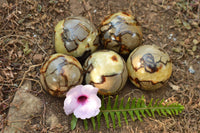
left=99, top=12, right=142, bottom=55
left=127, top=45, right=172, bottom=90
left=40, top=53, right=83, bottom=97
left=83, top=50, right=128, bottom=95
left=54, top=17, right=99, bottom=58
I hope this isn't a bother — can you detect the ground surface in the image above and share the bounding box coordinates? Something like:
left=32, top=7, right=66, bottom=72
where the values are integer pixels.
left=0, top=0, right=200, bottom=132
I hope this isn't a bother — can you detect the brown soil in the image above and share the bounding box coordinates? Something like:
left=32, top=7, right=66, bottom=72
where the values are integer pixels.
left=0, top=0, right=200, bottom=132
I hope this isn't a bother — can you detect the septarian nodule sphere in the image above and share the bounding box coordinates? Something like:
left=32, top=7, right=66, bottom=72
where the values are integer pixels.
left=83, top=50, right=128, bottom=95
left=99, top=12, right=142, bottom=55
left=54, top=16, right=99, bottom=58
left=127, top=45, right=172, bottom=90
left=40, top=53, right=83, bottom=97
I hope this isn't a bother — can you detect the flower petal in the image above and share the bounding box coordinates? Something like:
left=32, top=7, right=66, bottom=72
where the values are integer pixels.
left=63, top=84, right=101, bottom=119
left=73, top=94, right=101, bottom=119
left=66, top=85, right=83, bottom=98
left=81, top=85, right=99, bottom=95
left=63, top=96, right=79, bottom=115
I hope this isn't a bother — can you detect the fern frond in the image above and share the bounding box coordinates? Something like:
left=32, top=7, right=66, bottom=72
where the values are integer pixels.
left=70, top=95, right=184, bottom=130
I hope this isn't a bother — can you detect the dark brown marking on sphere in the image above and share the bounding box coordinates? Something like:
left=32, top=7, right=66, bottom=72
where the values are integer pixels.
left=157, top=64, right=163, bottom=72
left=130, top=77, right=167, bottom=90
left=103, top=39, right=111, bottom=47
left=42, top=74, right=65, bottom=97
left=120, top=30, right=135, bottom=36
left=60, top=68, right=68, bottom=87
left=43, top=62, right=83, bottom=97
left=101, top=14, right=114, bottom=25
left=130, top=54, right=138, bottom=72
left=63, top=18, right=89, bottom=42
left=119, top=60, right=127, bottom=90
left=133, top=66, right=138, bottom=72
left=158, top=48, right=166, bottom=53
left=83, top=55, right=92, bottom=68
left=111, top=34, right=120, bottom=42
left=41, top=55, right=83, bottom=97
left=99, top=23, right=113, bottom=33
left=91, top=73, right=119, bottom=84
left=86, top=64, right=93, bottom=73
left=85, top=54, right=127, bottom=95
left=99, top=24, right=113, bottom=46
left=92, top=73, right=125, bottom=95
left=120, top=32, right=142, bottom=47
left=49, top=89, right=63, bottom=97
left=93, top=43, right=99, bottom=46
left=41, top=74, right=50, bottom=93
left=78, top=24, right=90, bottom=41
left=140, top=80, right=165, bottom=86
left=140, top=53, right=158, bottom=73
left=77, top=50, right=92, bottom=64
left=121, top=12, right=131, bottom=16
left=111, top=55, right=118, bottom=62
left=133, top=78, right=141, bottom=86
left=85, top=43, right=90, bottom=48
left=100, top=20, right=142, bottom=54
left=61, top=31, right=78, bottom=52
left=93, top=37, right=100, bottom=46
left=155, top=57, right=172, bottom=66
left=120, top=44, right=130, bottom=53
left=131, top=57, right=171, bottom=75
left=134, top=18, right=141, bottom=26
left=40, top=55, right=66, bottom=73
left=58, top=58, right=69, bottom=70
left=71, top=56, right=78, bottom=63
left=129, top=76, right=141, bottom=88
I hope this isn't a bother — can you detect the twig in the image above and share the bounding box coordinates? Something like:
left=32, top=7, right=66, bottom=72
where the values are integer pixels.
left=22, top=78, right=43, bottom=95
left=149, top=118, right=167, bottom=132
left=198, top=0, right=200, bottom=24
left=186, top=0, right=189, bottom=17
left=82, top=0, right=93, bottom=23
left=0, top=35, right=48, bottom=55
left=0, top=83, right=18, bottom=87
left=18, top=63, right=42, bottom=89
left=128, top=0, right=136, bottom=15
left=42, top=101, right=46, bottom=127
left=11, top=125, right=28, bottom=133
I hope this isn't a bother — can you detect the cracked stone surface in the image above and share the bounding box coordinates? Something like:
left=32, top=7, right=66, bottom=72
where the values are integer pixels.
left=3, top=81, right=43, bottom=133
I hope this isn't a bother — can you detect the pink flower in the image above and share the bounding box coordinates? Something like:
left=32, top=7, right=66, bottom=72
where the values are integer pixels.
left=63, top=85, right=101, bottom=119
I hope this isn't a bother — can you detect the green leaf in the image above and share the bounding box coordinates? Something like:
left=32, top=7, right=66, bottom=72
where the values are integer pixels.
left=96, top=112, right=102, bottom=130
left=113, top=96, right=121, bottom=127
left=148, top=98, right=155, bottom=117
left=91, top=117, right=96, bottom=130
left=133, top=98, right=142, bottom=121
left=166, top=108, right=172, bottom=116
left=107, top=96, right=116, bottom=129
left=102, top=96, right=109, bottom=128
left=23, top=42, right=32, bottom=55
left=71, top=114, right=78, bottom=130
left=120, top=98, right=128, bottom=125
left=138, top=98, right=146, bottom=118
left=127, top=98, right=135, bottom=122
left=84, top=119, right=88, bottom=130
left=113, top=95, right=119, bottom=109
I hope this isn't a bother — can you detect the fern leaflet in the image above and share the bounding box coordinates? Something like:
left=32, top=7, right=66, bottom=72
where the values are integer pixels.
left=70, top=95, right=184, bottom=130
